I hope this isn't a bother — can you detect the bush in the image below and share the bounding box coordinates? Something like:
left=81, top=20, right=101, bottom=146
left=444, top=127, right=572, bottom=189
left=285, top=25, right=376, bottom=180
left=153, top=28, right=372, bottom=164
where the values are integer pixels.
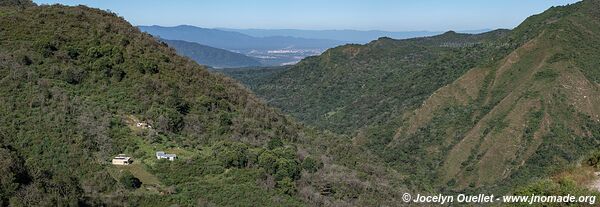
left=301, top=156, right=322, bottom=173
left=534, top=69, right=559, bottom=80
left=0, top=147, right=30, bottom=204
left=35, top=39, right=59, bottom=57
left=63, top=67, right=86, bottom=84
left=139, top=60, right=159, bottom=74
left=276, top=177, right=296, bottom=195
left=66, top=46, right=80, bottom=59
left=19, top=55, right=32, bottom=65
left=587, top=151, right=600, bottom=167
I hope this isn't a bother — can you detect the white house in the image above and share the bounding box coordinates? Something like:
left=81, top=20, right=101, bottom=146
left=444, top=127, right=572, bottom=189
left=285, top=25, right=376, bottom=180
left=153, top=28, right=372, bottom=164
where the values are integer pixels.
left=136, top=122, right=151, bottom=129
left=112, top=154, right=131, bottom=165
left=156, top=151, right=177, bottom=161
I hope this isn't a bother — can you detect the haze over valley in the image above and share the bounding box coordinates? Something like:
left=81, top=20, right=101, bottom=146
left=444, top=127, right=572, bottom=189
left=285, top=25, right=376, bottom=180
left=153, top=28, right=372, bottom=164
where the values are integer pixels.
left=139, top=25, right=488, bottom=68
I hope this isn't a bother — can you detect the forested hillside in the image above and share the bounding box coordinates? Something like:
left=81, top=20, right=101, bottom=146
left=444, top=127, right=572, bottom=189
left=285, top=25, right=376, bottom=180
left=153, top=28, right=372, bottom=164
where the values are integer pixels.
left=387, top=0, right=600, bottom=193
left=0, top=1, right=408, bottom=206
left=227, top=0, right=600, bottom=197
left=228, top=29, right=512, bottom=135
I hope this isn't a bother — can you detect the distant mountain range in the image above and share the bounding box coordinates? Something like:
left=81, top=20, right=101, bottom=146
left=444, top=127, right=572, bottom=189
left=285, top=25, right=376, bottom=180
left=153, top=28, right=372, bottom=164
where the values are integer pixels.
left=160, top=39, right=262, bottom=68
left=218, top=28, right=491, bottom=43
left=139, top=25, right=344, bottom=51
left=140, top=25, right=344, bottom=66
left=140, top=25, right=493, bottom=67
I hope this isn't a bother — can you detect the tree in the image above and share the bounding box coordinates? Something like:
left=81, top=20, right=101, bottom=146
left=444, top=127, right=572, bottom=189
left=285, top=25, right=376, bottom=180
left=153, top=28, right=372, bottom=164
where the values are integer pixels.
left=146, top=106, right=184, bottom=133
left=119, top=172, right=142, bottom=189
left=267, top=137, right=283, bottom=150
left=274, top=158, right=300, bottom=181
left=258, top=151, right=277, bottom=174
left=212, top=141, right=249, bottom=168
left=272, top=146, right=296, bottom=160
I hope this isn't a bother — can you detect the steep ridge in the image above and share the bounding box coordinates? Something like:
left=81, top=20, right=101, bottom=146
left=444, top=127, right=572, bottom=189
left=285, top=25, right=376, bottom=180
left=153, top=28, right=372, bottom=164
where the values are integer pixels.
left=160, top=39, right=262, bottom=68
left=0, top=2, right=301, bottom=205
left=388, top=0, right=600, bottom=192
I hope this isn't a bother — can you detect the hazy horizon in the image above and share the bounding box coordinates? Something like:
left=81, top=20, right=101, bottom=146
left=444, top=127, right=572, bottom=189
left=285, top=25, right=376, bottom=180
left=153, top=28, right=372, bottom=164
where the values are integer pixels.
left=33, top=0, right=579, bottom=31
left=142, top=25, right=492, bottom=33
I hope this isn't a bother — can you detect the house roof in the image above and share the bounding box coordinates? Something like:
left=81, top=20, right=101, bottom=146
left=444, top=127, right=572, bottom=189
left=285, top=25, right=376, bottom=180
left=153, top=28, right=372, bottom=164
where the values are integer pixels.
left=156, top=151, right=176, bottom=158
left=113, top=156, right=131, bottom=160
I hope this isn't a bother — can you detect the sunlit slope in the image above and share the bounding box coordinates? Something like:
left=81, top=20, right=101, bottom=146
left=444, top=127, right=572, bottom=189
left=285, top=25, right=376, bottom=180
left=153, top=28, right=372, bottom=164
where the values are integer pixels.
left=389, top=0, right=600, bottom=191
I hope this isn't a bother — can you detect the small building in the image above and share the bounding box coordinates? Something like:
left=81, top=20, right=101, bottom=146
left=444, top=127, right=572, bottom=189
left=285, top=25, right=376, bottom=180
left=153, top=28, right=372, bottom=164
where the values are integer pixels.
left=156, top=151, right=177, bottom=161
left=112, top=154, right=131, bottom=165
left=136, top=122, right=151, bottom=129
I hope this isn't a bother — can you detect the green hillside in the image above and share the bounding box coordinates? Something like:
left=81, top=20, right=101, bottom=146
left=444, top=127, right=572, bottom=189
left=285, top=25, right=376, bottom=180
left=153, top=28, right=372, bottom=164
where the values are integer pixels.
left=226, top=0, right=600, bottom=197
left=0, top=2, right=300, bottom=205
left=387, top=0, right=600, bottom=192
left=0, top=1, right=408, bottom=206
left=160, top=39, right=262, bottom=68
left=228, top=29, right=512, bottom=135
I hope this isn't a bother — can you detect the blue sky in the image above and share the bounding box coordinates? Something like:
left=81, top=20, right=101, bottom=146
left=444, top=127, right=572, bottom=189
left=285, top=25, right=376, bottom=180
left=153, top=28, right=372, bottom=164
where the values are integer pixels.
left=33, top=0, right=580, bottom=31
